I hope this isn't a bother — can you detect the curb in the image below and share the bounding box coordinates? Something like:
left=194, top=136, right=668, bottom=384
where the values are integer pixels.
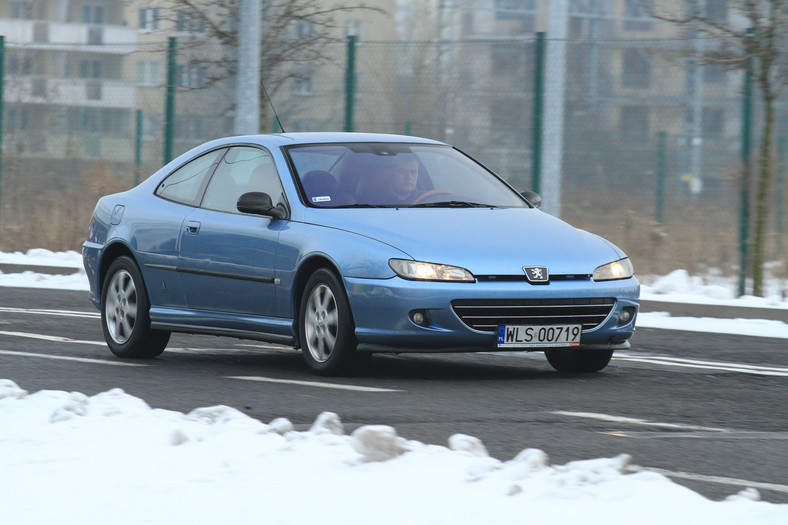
left=640, top=299, right=788, bottom=324
left=0, top=263, right=82, bottom=276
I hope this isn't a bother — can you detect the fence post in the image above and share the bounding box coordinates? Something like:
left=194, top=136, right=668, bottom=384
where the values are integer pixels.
left=656, top=131, right=667, bottom=224
left=135, top=109, right=143, bottom=186
left=163, top=36, right=177, bottom=165
left=344, top=34, right=357, bottom=133
left=777, top=136, right=786, bottom=258
left=0, top=36, right=5, bottom=243
left=738, top=29, right=754, bottom=297
left=531, top=32, right=545, bottom=194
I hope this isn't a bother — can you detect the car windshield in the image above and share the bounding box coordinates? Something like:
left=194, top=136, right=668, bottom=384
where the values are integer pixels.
left=286, top=143, right=528, bottom=208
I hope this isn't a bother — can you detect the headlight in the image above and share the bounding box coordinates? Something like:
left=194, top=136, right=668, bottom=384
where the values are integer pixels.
left=389, top=259, right=475, bottom=282
left=593, top=258, right=634, bottom=281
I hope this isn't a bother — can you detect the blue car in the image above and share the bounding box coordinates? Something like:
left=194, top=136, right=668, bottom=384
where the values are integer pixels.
left=83, top=133, right=639, bottom=375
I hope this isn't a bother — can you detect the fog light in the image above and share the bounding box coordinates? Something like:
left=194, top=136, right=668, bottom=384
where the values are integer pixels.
left=410, top=310, right=429, bottom=327
left=618, top=307, right=636, bottom=325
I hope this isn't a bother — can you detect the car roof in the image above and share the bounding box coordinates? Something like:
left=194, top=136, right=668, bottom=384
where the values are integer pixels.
left=203, top=132, right=448, bottom=149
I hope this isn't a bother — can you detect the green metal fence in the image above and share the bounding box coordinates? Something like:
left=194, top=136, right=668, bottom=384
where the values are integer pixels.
left=0, top=34, right=786, bottom=287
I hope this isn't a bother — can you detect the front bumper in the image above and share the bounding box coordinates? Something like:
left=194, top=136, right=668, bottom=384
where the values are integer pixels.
left=344, top=275, right=639, bottom=353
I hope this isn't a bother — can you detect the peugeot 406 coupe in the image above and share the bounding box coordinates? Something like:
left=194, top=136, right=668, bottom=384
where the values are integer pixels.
left=83, top=133, right=639, bottom=375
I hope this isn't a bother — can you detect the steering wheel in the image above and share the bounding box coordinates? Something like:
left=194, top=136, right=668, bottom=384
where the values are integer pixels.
left=412, top=189, right=454, bottom=205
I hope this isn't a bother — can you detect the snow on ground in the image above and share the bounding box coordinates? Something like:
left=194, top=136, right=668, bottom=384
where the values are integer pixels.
left=2, top=250, right=788, bottom=523
left=1, top=379, right=786, bottom=525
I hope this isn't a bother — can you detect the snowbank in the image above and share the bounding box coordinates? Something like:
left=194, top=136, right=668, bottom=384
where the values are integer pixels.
left=0, top=380, right=785, bottom=525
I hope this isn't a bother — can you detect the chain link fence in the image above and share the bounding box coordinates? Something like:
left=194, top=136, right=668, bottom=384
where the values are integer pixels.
left=1, top=35, right=786, bottom=280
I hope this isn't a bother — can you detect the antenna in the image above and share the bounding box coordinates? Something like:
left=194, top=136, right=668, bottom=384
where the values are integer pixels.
left=261, top=80, right=286, bottom=133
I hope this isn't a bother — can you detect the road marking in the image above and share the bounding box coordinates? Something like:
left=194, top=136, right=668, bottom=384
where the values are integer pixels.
left=0, top=349, right=147, bottom=367
left=614, top=353, right=788, bottom=377
left=226, top=375, right=401, bottom=393
left=626, top=465, right=788, bottom=495
left=0, top=306, right=99, bottom=319
left=0, top=330, right=106, bottom=346
left=551, top=411, right=730, bottom=433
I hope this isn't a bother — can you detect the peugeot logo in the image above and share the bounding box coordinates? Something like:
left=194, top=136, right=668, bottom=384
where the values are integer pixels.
left=523, top=266, right=549, bottom=283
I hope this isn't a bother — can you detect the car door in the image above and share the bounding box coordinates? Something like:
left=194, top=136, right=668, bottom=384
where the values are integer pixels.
left=177, top=145, right=287, bottom=317
left=144, top=147, right=227, bottom=309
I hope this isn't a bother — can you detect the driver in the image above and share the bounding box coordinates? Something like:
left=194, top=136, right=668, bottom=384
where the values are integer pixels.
left=382, top=154, right=419, bottom=204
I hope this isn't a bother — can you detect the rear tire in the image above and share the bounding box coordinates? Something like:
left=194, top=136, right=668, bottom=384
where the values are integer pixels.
left=545, top=348, right=613, bottom=373
left=101, top=256, right=169, bottom=358
left=298, top=268, right=360, bottom=375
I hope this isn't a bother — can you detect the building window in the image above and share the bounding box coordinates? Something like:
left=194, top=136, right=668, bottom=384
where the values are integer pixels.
left=137, top=61, right=161, bottom=86
left=88, top=26, right=103, bottom=45
left=82, top=5, right=104, bottom=24
left=624, top=0, right=652, bottom=31
left=10, top=1, right=33, bottom=20
left=622, top=48, right=651, bottom=88
left=292, top=70, right=313, bottom=95
left=80, top=59, right=102, bottom=79
left=9, top=54, right=35, bottom=75
left=620, top=106, right=650, bottom=143
left=177, top=10, right=205, bottom=33
left=86, top=81, right=102, bottom=100
left=32, top=78, right=47, bottom=98
left=139, top=8, right=160, bottom=31
left=177, top=64, right=205, bottom=88
left=297, top=19, right=315, bottom=39
left=7, top=107, right=30, bottom=132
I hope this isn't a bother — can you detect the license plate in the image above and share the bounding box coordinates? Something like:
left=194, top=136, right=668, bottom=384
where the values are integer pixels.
left=497, top=324, right=581, bottom=348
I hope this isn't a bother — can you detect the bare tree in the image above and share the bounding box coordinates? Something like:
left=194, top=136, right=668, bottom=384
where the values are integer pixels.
left=160, top=0, right=382, bottom=130
left=647, top=0, right=788, bottom=296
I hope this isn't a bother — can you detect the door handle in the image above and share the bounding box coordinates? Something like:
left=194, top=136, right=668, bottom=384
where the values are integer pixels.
left=186, top=221, right=201, bottom=234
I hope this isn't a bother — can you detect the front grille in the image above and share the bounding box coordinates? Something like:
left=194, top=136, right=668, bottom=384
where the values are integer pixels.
left=451, top=297, right=616, bottom=333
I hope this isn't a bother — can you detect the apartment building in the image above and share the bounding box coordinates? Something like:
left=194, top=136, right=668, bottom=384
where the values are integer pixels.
left=0, top=0, right=137, bottom=160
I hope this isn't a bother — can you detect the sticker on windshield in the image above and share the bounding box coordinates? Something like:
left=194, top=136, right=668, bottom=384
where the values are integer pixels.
left=312, top=196, right=332, bottom=203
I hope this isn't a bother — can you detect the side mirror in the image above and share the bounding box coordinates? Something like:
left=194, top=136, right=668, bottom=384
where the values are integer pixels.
left=237, top=192, right=286, bottom=219
left=520, top=190, right=542, bottom=209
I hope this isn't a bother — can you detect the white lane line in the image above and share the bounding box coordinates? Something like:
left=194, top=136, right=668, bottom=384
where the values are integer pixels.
left=236, top=343, right=292, bottom=351
left=551, top=411, right=730, bottom=433
left=627, top=465, right=788, bottom=495
left=0, top=306, right=99, bottom=319
left=0, top=330, right=106, bottom=346
left=614, top=353, right=788, bottom=377
left=226, top=375, right=401, bottom=393
left=0, top=349, right=147, bottom=367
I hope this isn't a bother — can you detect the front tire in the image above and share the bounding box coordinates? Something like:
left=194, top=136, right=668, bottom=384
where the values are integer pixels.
left=545, top=348, right=614, bottom=373
left=298, top=268, right=360, bottom=375
left=101, top=256, right=169, bottom=358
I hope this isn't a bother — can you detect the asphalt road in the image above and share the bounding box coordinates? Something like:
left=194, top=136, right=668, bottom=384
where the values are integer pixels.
left=2, top=286, right=787, bottom=504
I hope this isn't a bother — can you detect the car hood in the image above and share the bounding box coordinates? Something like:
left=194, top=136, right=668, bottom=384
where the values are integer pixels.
left=303, top=207, right=624, bottom=276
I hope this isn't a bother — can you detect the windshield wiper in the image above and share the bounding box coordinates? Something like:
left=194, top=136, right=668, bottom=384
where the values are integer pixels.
left=410, top=201, right=496, bottom=208
left=332, top=203, right=388, bottom=208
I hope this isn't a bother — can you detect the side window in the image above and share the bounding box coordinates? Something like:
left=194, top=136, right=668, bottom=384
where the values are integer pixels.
left=155, top=148, right=225, bottom=206
left=201, top=146, right=283, bottom=214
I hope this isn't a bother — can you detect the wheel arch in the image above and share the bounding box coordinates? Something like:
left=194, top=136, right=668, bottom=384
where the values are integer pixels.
left=291, top=254, right=347, bottom=348
left=98, top=242, right=137, bottom=303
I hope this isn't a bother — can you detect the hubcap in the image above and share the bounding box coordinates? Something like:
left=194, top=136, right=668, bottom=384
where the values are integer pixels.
left=105, top=269, right=137, bottom=344
left=304, top=284, right=338, bottom=363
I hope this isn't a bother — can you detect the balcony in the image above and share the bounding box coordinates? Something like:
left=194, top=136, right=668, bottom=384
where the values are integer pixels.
left=0, top=20, right=136, bottom=54
left=4, top=76, right=136, bottom=109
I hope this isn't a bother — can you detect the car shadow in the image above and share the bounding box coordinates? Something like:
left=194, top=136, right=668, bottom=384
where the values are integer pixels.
left=154, top=335, right=617, bottom=382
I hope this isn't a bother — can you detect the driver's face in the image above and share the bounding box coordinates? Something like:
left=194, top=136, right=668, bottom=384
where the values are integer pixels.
left=390, top=159, right=418, bottom=197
